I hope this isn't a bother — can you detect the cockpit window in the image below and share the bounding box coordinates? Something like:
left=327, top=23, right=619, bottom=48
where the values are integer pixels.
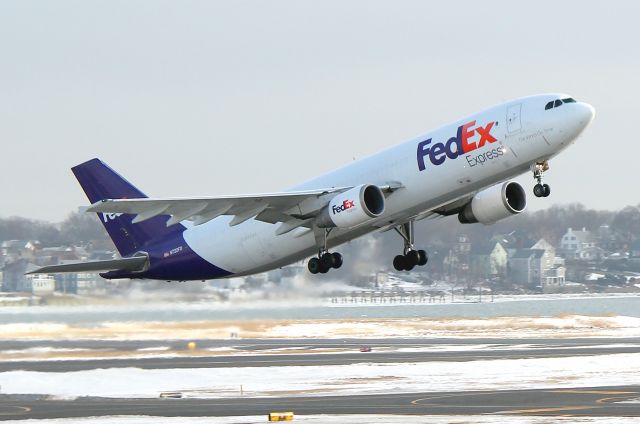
left=545, top=97, right=577, bottom=110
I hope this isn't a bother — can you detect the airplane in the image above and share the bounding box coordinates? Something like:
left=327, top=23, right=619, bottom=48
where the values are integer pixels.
left=29, top=93, right=595, bottom=280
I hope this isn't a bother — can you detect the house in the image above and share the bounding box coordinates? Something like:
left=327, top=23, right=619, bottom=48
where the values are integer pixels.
left=510, top=248, right=545, bottom=286
left=470, top=242, right=508, bottom=279
left=1, top=240, right=38, bottom=262
left=542, top=266, right=566, bottom=288
left=509, top=238, right=565, bottom=287
left=560, top=227, right=599, bottom=260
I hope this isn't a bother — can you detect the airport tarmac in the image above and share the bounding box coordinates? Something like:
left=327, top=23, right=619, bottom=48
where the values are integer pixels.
left=1, top=386, right=639, bottom=420
left=2, top=337, right=640, bottom=420
left=2, top=337, right=640, bottom=372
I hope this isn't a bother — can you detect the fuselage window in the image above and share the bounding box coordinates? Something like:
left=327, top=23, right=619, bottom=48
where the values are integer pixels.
left=554, top=99, right=563, bottom=108
left=545, top=101, right=554, bottom=110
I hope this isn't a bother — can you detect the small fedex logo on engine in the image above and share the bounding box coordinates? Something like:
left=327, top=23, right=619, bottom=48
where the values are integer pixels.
left=417, top=120, right=498, bottom=171
left=332, top=200, right=355, bottom=214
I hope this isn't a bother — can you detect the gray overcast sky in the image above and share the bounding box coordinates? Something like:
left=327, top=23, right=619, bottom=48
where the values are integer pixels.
left=1, top=1, right=638, bottom=221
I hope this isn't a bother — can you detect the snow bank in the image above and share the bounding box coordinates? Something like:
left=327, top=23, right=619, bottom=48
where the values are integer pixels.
left=2, top=352, right=640, bottom=399
left=2, top=315, right=640, bottom=340
left=266, top=315, right=640, bottom=339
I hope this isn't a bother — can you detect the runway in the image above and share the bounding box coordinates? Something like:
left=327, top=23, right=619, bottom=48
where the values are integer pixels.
left=1, top=386, right=639, bottom=420
left=2, top=337, right=640, bottom=372
left=3, top=337, right=640, bottom=420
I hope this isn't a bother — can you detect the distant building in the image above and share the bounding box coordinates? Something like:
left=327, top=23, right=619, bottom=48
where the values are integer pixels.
left=36, top=246, right=83, bottom=267
left=470, top=242, right=508, bottom=279
left=23, top=273, right=55, bottom=295
left=560, top=227, right=600, bottom=260
left=597, top=225, right=625, bottom=253
left=443, top=235, right=471, bottom=280
left=1, top=259, right=30, bottom=292
left=1, top=240, right=38, bottom=262
left=510, top=239, right=565, bottom=287
left=55, top=271, right=107, bottom=295
left=510, top=248, right=545, bottom=285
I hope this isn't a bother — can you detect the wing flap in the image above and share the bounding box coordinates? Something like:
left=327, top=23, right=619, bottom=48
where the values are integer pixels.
left=26, top=256, right=148, bottom=275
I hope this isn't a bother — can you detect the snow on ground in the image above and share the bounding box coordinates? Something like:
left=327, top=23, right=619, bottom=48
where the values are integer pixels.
left=1, top=415, right=637, bottom=424
left=265, top=315, right=640, bottom=339
left=2, top=315, right=640, bottom=341
left=2, top=353, right=640, bottom=399
left=4, top=342, right=640, bottom=362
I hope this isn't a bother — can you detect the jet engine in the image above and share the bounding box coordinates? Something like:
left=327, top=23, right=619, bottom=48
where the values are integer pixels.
left=316, top=184, right=385, bottom=228
left=458, top=181, right=526, bottom=224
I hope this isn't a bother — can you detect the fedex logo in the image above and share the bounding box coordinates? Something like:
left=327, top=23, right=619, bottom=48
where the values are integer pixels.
left=102, top=212, right=123, bottom=223
left=332, top=200, right=355, bottom=214
left=417, top=120, right=498, bottom=171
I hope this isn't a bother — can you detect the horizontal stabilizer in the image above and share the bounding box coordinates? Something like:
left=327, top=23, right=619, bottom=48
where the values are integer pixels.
left=26, top=255, right=148, bottom=275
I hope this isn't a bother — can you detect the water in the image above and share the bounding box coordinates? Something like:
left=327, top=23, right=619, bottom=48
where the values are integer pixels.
left=0, top=295, right=638, bottom=324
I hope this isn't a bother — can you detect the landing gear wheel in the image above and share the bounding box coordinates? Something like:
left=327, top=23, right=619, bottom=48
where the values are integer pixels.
left=406, top=250, right=420, bottom=267
left=533, top=183, right=545, bottom=198
left=391, top=221, right=430, bottom=272
left=417, top=249, right=428, bottom=266
left=331, top=252, right=343, bottom=269
left=308, top=228, right=344, bottom=274
left=393, top=255, right=406, bottom=271
left=320, top=252, right=335, bottom=270
left=542, top=184, right=551, bottom=197
left=308, top=257, right=320, bottom=274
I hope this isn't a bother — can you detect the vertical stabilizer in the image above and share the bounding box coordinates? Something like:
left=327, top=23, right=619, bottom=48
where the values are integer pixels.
left=72, top=158, right=184, bottom=257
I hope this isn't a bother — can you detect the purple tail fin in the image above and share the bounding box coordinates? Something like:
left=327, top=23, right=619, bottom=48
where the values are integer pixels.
left=72, top=158, right=184, bottom=257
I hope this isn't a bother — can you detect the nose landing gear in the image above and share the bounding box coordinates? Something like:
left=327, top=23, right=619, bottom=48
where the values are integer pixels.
left=392, top=220, right=428, bottom=272
left=308, top=228, right=343, bottom=274
left=532, top=161, right=551, bottom=198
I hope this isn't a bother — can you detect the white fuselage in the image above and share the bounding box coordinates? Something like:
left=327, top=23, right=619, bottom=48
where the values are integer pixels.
left=183, top=94, right=595, bottom=277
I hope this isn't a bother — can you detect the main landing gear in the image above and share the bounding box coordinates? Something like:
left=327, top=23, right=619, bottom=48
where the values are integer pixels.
left=308, top=228, right=343, bottom=274
left=532, top=160, right=551, bottom=198
left=392, top=220, right=428, bottom=272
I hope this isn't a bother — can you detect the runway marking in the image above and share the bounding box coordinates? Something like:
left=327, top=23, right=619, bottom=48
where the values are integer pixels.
left=410, top=392, right=504, bottom=408
left=507, top=406, right=596, bottom=413
left=0, top=406, right=31, bottom=416
left=551, top=390, right=637, bottom=395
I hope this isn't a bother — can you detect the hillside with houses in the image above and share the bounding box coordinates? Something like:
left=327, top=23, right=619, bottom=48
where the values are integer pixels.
left=0, top=204, right=639, bottom=300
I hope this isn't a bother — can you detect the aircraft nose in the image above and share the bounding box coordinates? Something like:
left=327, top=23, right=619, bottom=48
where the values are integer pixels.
left=576, top=102, right=596, bottom=125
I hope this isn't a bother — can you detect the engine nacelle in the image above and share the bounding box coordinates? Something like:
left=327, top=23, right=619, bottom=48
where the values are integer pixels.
left=316, top=184, right=385, bottom=228
left=458, top=181, right=526, bottom=224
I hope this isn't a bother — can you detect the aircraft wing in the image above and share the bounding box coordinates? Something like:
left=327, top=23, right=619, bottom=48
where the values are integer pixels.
left=26, top=255, right=148, bottom=275
left=86, top=183, right=403, bottom=233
